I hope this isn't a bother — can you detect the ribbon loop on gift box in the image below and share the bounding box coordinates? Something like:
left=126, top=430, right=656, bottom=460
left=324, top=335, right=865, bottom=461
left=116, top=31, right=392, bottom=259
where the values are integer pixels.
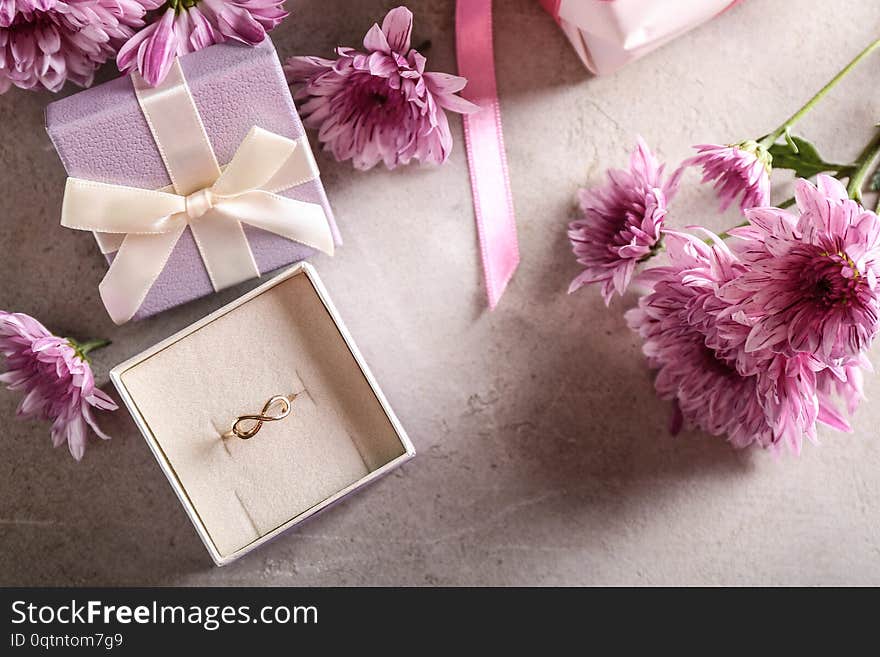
left=60, top=59, right=333, bottom=325
left=62, top=126, right=335, bottom=325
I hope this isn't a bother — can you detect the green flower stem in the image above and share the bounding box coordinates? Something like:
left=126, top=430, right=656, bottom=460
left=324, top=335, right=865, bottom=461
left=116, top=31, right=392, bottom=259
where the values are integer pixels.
left=70, top=338, right=111, bottom=362
left=845, top=129, right=880, bottom=201
left=758, top=36, right=880, bottom=150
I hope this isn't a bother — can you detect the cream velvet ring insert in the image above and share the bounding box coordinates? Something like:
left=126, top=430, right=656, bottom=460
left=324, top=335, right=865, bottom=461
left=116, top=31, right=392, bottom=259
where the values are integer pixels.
left=111, top=264, right=414, bottom=564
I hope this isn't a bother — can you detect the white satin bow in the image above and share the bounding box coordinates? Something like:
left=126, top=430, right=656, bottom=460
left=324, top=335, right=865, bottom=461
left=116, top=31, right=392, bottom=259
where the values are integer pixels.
left=61, top=127, right=334, bottom=325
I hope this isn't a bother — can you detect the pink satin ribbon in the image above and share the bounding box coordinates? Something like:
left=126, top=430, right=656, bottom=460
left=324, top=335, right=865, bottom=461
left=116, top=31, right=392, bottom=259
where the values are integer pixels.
left=456, top=0, right=519, bottom=310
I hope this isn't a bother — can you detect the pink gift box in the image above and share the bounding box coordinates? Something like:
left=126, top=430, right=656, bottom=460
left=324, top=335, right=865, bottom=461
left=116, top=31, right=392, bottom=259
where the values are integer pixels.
left=45, top=39, right=340, bottom=321
left=540, top=0, right=742, bottom=74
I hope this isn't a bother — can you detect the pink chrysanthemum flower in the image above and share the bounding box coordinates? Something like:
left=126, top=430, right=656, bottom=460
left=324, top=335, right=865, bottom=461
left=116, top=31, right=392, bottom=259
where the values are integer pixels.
left=818, top=355, right=870, bottom=419
left=685, top=141, right=772, bottom=213
left=721, top=175, right=880, bottom=365
left=284, top=6, right=478, bottom=170
left=0, top=0, right=52, bottom=28
left=760, top=351, right=870, bottom=453
left=568, top=138, right=681, bottom=304
left=117, top=0, right=287, bottom=87
left=0, top=0, right=155, bottom=93
left=626, top=231, right=775, bottom=447
left=627, top=230, right=860, bottom=452
left=0, top=312, right=117, bottom=461
left=757, top=352, right=829, bottom=452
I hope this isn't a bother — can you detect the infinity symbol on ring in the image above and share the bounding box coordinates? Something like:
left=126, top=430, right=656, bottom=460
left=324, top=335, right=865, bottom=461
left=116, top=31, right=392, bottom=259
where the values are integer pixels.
left=227, top=394, right=297, bottom=440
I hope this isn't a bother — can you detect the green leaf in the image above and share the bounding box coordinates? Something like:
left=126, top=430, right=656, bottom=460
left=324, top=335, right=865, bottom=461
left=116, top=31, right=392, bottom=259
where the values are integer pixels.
left=768, top=135, right=847, bottom=178
left=870, top=168, right=880, bottom=192
left=788, top=135, right=821, bottom=162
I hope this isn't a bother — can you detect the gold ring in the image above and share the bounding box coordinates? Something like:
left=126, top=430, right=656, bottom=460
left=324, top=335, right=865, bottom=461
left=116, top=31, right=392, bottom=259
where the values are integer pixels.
left=223, top=393, right=298, bottom=440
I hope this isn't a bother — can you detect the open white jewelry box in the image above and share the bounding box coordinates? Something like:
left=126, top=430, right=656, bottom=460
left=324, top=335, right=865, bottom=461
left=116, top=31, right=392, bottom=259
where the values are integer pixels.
left=110, top=263, right=415, bottom=565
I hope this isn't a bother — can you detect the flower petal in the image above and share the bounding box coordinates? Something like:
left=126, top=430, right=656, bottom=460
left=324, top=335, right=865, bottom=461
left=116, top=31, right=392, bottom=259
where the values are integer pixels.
left=381, top=6, right=413, bottom=53
left=363, top=23, right=390, bottom=53
left=139, top=8, right=177, bottom=87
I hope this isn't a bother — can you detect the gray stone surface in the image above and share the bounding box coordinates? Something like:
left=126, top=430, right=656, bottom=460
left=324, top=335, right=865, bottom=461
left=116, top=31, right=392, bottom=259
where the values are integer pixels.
left=2, top=0, right=880, bottom=586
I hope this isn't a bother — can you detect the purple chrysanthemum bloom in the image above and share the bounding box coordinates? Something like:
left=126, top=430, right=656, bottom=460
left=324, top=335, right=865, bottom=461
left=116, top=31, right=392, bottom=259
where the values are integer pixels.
left=284, top=6, right=478, bottom=170
left=0, top=0, right=156, bottom=93
left=0, top=0, right=52, bottom=28
left=685, top=141, right=771, bottom=213
left=0, top=312, right=117, bottom=461
left=117, top=0, right=287, bottom=87
left=721, top=175, right=880, bottom=365
left=758, top=350, right=870, bottom=453
left=817, top=354, right=870, bottom=419
left=568, top=138, right=681, bottom=304
left=626, top=231, right=775, bottom=448
left=627, top=230, right=860, bottom=453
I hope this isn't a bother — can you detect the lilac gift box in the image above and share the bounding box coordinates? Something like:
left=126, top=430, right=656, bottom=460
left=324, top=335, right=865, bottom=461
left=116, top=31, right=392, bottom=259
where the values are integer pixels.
left=45, top=38, right=340, bottom=321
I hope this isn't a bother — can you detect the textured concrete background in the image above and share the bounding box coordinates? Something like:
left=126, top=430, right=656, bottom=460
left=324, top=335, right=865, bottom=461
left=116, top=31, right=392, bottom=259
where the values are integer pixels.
left=2, top=0, right=880, bottom=586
